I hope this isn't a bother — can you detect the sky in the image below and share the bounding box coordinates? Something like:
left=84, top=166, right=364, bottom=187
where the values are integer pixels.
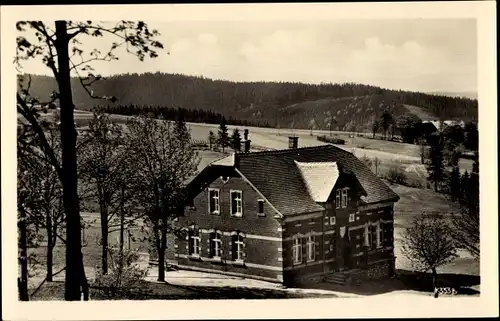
left=19, top=18, right=477, bottom=95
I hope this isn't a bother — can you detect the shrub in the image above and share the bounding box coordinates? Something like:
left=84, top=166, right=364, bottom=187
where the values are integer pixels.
left=386, top=166, right=408, bottom=185
left=317, top=135, right=345, bottom=144
left=360, top=154, right=373, bottom=169
left=92, top=247, right=149, bottom=299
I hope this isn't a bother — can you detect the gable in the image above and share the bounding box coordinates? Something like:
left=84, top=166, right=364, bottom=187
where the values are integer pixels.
left=295, top=161, right=340, bottom=203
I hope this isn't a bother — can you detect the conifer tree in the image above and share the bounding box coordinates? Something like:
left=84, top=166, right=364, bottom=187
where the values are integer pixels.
left=426, top=134, right=446, bottom=192
left=218, top=117, right=229, bottom=153
left=231, top=128, right=242, bottom=152
left=208, top=131, right=215, bottom=150
left=448, top=166, right=461, bottom=202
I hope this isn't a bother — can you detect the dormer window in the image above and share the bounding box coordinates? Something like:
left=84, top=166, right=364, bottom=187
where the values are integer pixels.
left=208, top=188, right=220, bottom=215
left=342, top=188, right=349, bottom=208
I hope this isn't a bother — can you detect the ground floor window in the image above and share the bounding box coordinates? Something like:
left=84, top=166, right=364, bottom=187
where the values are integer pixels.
left=210, top=231, right=222, bottom=258
left=292, top=237, right=302, bottom=265
left=232, top=232, right=245, bottom=261
left=189, top=226, right=201, bottom=256
left=306, top=235, right=315, bottom=262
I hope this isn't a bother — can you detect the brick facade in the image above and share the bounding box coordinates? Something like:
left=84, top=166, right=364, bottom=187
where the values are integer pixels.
left=174, top=151, right=397, bottom=286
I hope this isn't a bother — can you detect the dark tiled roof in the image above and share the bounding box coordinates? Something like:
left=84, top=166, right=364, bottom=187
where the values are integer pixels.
left=236, top=145, right=399, bottom=216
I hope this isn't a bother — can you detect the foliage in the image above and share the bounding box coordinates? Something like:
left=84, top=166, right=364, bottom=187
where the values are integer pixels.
left=317, top=135, right=345, bottom=144
left=401, top=213, right=458, bottom=287
left=372, top=119, right=380, bottom=138
left=449, top=171, right=479, bottom=259
left=380, top=108, right=393, bottom=139
left=22, top=73, right=478, bottom=132
left=373, top=157, right=382, bottom=176
left=448, top=166, right=462, bottom=202
left=217, top=117, right=230, bottom=153
left=92, top=247, right=148, bottom=298
left=386, top=166, right=408, bottom=185
left=78, top=112, right=139, bottom=274
left=230, top=128, right=242, bottom=152
left=125, top=115, right=200, bottom=281
left=360, top=154, right=373, bottom=170
left=208, top=131, right=216, bottom=150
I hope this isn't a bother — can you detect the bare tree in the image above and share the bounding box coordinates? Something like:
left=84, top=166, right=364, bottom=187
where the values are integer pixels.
left=401, top=213, right=458, bottom=288
left=17, top=122, right=65, bottom=283
left=126, top=116, right=200, bottom=282
left=16, top=20, right=164, bottom=300
left=78, top=112, right=132, bottom=275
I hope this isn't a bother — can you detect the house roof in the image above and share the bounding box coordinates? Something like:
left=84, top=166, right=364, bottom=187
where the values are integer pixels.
left=200, top=145, right=399, bottom=216
left=295, top=161, right=340, bottom=203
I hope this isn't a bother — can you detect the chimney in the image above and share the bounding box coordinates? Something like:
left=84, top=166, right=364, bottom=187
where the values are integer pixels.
left=243, top=129, right=249, bottom=141
left=232, top=152, right=240, bottom=168
left=289, top=136, right=298, bottom=149
left=243, top=140, right=251, bottom=153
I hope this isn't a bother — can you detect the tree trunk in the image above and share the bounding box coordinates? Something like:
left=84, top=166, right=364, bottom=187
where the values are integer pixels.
left=119, top=186, right=125, bottom=265
left=157, top=228, right=167, bottom=282
left=55, top=21, right=86, bottom=301
left=431, top=267, right=438, bottom=289
left=46, top=215, right=53, bottom=282
left=100, top=206, right=109, bottom=275
left=18, top=207, right=29, bottom=301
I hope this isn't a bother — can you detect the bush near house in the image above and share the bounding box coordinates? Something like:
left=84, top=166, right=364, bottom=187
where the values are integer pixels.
left=317, top=135, right=346, bottom=145
left=385, top=166, right=408, bottom=185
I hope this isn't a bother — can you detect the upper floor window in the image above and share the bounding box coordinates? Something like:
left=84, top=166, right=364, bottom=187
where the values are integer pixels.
left=306, top=235, right=315, bottom=262
left=292, top=237, right=302, bottom=265
left=230, top=190, right=243, bottom=217
left=231, top=232, right=245, bottom=261
left=335, top=190, right=341, bottom=209
left=210, top=230, right=222, bottom=258
left=342, top=188, right=349, bottom=208
left=208, top=188, right=220, bottom=214
left=349, top=213, right=356, bottom=223
left=257, top=199, right=265, bottom=216
left=188, top=226, right=201, bottom=256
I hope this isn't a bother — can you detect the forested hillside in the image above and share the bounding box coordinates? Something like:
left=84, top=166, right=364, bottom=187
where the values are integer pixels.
left=20, top=73, right=478, bottom=130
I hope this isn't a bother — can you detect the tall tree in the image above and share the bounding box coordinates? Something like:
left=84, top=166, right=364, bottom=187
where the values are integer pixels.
left=448, top=166, right=461, bottom=202
left=380, top=109, right=393, bottom=140
left=426, top=134, right=446, bottom=192
left=78, top=112, right=129, bottom=275
left=401, top=213, right=458, bottom=289
left=18, top=122, right=65, bottom=283
left=372, top=119, right=380, bottom=139
left=325, top=110, right=337, bottom=137
left=126, top=116, right=199, bottom=282
left=218, top=116, right=229, bottom=153
left=230, top=128, right=242, bottom=152
left=16, top=20, right=163, bottom=300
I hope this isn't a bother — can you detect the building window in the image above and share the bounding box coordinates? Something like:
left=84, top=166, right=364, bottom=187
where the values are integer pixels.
left=208, top=188, right=220, bottom=214
left=257, top=199, right=265, bottom=216
left=330, top=216, right=336, bottom=225
left=230, top=190, right=243, bottom=217
left=210, top=231, right=222, bottom=258
left=292, top=237, right=302, bottom=265
left=231, top=232, right=245, bottom=261
left=335, top=190, right=341, bottom=209
left=342, top=188, right=349, bottom=208
left=349, top=213, right=355, bottom=223
left=188, top=227, right=201, bottom=256
left=306, top=235, right=315, bottom=262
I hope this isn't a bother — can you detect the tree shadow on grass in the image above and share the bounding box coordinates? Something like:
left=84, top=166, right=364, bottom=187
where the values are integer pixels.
left=296, top=269, right=480, bottom=296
